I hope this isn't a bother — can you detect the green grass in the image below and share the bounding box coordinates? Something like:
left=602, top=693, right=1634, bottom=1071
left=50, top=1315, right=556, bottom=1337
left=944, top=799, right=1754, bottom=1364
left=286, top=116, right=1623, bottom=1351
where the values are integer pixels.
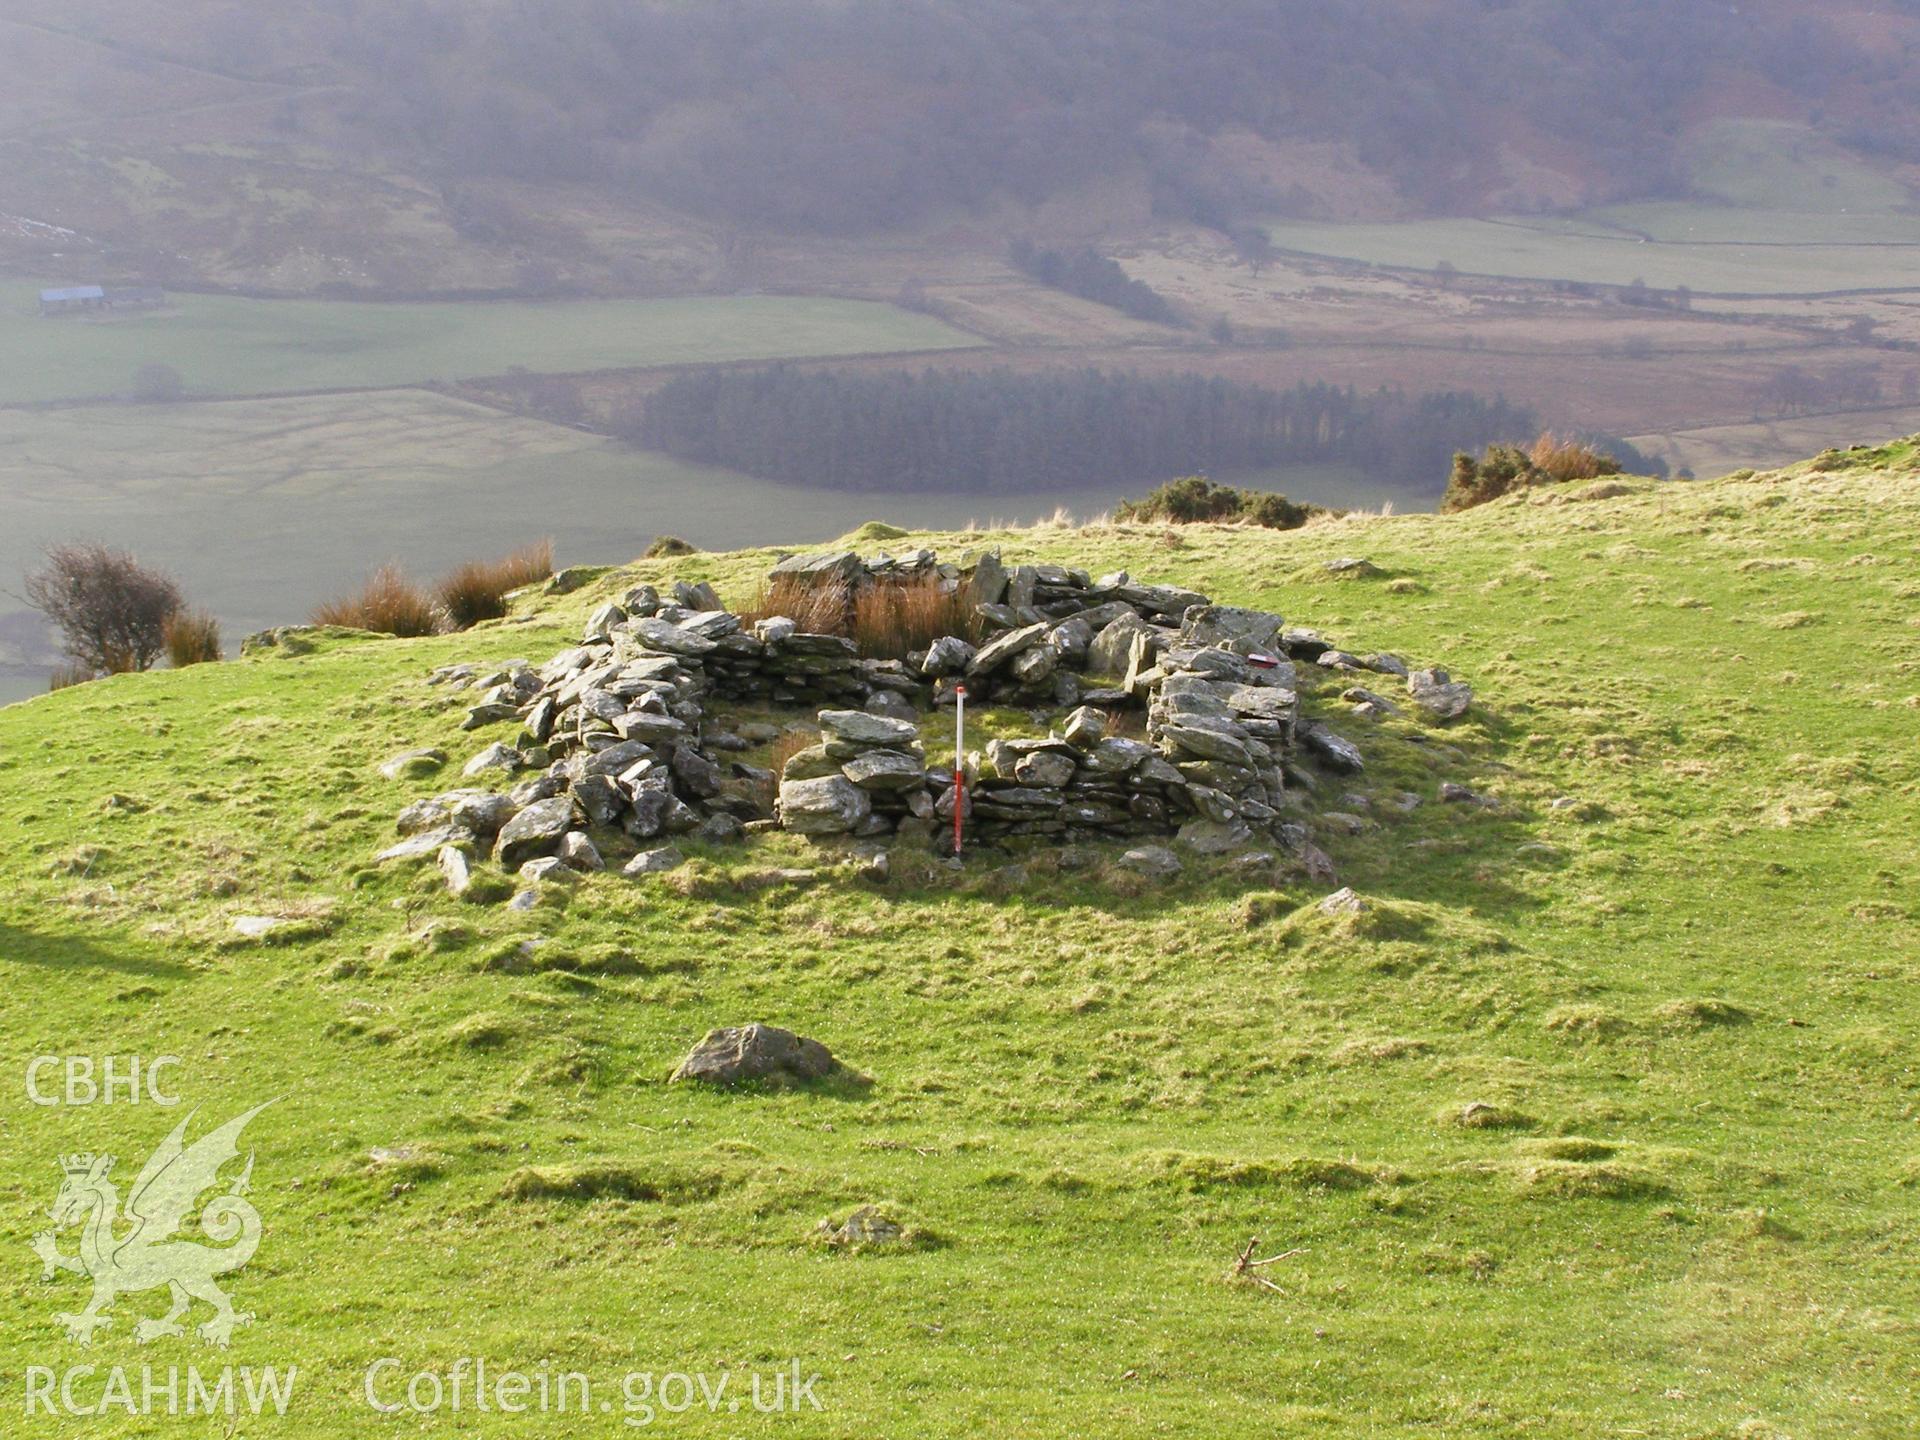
left=0, top=289, right=980, bottom=404
left=2, top=450, right=1919, bottom=1435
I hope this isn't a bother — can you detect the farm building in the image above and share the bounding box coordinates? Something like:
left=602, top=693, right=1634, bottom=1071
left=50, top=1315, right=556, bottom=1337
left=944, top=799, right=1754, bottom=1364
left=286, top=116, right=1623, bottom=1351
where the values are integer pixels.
left=105, top=285, right=165, bottom=310
left=39, top=285, right=105, bottom=316
left=37, top=283, right=165, bottom=316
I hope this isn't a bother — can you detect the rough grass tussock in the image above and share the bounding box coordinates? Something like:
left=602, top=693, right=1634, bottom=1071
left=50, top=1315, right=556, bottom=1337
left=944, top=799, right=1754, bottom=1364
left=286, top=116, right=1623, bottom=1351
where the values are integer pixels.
left=311, top=562, right=442, bottom=636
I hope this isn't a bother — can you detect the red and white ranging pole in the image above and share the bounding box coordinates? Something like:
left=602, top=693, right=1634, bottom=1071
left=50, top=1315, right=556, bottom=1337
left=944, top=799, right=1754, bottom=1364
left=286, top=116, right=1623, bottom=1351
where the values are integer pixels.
left=952, top=682, right=967, bottom=860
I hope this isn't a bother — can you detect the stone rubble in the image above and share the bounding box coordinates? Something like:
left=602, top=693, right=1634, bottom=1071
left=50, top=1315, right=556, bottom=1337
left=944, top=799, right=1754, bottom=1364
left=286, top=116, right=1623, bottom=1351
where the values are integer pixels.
left=386, top=546, right=1481, bottom=884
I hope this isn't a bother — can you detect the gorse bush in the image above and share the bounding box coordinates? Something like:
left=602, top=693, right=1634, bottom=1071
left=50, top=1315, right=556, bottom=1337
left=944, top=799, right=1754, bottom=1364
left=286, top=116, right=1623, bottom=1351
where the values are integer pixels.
left=311, top=564, right=442, bottom=637
left=162, top=609, right=222, bottom=667
left=435, top=540, right=553, bottom=627
left=1443, top=433, right=1623, bottom=512
left=1115, top=476, right=1325, bottom=529
left=25, top=542, right=184, bottom=675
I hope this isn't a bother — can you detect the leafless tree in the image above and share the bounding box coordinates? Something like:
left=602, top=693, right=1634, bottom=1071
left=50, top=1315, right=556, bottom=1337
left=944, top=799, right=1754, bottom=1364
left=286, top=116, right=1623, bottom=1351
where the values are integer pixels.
left=23, top=543, right=183, bottom=675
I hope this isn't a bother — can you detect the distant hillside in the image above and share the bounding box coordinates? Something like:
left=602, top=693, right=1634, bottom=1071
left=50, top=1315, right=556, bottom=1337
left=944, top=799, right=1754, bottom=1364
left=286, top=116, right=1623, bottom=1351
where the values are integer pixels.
left=3, top=0, right=1917, bottom=287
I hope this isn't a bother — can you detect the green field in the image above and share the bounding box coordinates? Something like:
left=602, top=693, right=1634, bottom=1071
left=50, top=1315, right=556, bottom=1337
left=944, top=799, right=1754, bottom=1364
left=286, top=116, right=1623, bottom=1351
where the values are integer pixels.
left=0, top=391, right=1414, bottom=701
left=1, top=446, right=1917, bottom=1434
left=1627, top=405, right=1920, bottom=480
left=1263, top=118, right=1920, bottom=294
left=1263, top=212, right=1920, bottom=293
left=0, top=290, right=980, bottom=404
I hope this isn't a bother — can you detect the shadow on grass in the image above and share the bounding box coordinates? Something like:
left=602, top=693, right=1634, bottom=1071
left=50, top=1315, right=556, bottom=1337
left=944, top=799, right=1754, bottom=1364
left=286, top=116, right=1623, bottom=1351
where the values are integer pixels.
left=0, top=922, right=194, bottom=978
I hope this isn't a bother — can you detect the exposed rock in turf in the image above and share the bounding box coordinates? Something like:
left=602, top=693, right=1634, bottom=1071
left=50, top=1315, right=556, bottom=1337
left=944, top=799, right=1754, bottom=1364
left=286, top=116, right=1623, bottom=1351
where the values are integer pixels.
left=1117, top=844, right=1183, bottom=878
left=380, top=748, right=446, bottom=780
left=1318, top=886, right=1366, bottom=916
left=671, top=1023, right=839, bottom=1085
left=816, top=1205, right=905, bottom=1248
left=438, top=845, right=473, bottom=896
left=622, top=845, right=687, bottom=876
left=1408, top=667, right=1474, bottom=720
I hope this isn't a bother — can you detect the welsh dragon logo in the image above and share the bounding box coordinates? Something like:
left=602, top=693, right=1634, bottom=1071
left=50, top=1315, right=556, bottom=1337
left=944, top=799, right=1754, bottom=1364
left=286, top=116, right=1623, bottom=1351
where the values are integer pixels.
left=32, top=1102, right=273, bottom=1347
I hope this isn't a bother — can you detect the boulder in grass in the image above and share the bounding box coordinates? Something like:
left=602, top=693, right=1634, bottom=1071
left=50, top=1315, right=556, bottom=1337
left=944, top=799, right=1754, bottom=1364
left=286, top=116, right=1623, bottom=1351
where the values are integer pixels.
left=671, top=1024, right=839, bottom=1086
left=623, top=845, right=687, bottom=876
left=380, top=748, right=446, bottom=781
left=1176, top=818, right=1252, bottom=855
left=1117, top=845, right=1182, bottom=880
left=1408, top=668, right=1474, bottom=721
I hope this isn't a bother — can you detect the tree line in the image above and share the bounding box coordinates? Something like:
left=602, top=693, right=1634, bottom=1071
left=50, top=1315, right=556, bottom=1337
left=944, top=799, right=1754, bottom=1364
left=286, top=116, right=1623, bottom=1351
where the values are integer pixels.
left=1007, top=241, right=1181, bottom=326
left=626, top=367, right=1540, bottom=494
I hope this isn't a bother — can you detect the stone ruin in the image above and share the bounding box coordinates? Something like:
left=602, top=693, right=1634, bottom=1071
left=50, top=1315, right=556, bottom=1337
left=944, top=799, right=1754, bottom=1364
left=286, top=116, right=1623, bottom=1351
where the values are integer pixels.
left=379, top=546, right=1474, bottom=890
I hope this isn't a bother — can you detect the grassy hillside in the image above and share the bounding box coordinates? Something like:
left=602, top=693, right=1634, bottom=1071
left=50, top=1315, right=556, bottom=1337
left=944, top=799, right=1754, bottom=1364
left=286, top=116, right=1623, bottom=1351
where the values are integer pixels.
left=0, top=291, right=979, bottom=404
left=2, top=448, right=1917, bottom=1435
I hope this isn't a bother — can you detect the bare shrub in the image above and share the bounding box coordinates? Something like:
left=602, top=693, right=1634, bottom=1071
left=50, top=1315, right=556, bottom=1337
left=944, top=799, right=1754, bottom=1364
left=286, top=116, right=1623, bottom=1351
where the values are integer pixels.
left=162, top=609, right=222, bottom=667
left=435, top=540, right=554, bottom=628
left=311, top=564, right=441, bottom=637
left=25, top=542, right=183, bottom=674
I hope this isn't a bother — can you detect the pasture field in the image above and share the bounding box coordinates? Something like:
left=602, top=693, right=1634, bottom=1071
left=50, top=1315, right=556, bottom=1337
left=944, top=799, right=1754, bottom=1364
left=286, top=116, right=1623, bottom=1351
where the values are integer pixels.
left=1262, top=212, right=1920, bottom=294
left=0, top=290, right=980, bottom=404
left=1627, top=404, right=1920, bottom=480
left=0, top=391, right=1408, bottom=700
left=1678, top=117, right=1914, bottom=213
left=0, top=450, right=1916, bottom=1434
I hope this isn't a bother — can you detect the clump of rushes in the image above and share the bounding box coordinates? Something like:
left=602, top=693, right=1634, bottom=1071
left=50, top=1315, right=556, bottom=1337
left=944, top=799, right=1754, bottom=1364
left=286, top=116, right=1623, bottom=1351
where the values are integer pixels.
left=311, top=563, right=441, bottom=637
left=734, top=575, right=853, bottom=636
left=162, top=609, right=222, bottom=667
left=435, top=540, right=554, bottom=627
left=852, top=576, right=979, bottom=658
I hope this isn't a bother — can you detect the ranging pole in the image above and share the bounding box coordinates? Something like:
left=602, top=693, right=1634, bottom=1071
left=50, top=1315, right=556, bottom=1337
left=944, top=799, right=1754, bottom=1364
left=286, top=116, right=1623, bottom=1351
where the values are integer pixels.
left=953, top=683, right=967, bottom=860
